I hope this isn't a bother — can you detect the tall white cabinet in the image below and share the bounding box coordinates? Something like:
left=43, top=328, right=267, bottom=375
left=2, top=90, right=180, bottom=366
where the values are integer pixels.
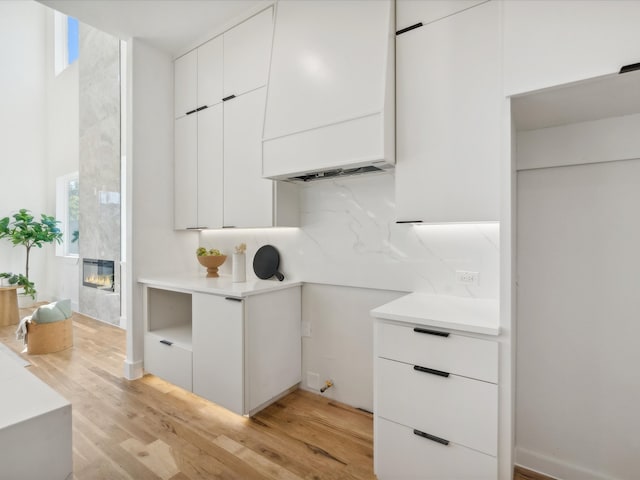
left=395, top=0, right=501, bottom=223
left=174, top=7, right=297, bottom=230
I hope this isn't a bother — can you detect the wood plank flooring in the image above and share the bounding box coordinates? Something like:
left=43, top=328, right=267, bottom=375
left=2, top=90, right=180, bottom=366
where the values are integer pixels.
left=0, top=305, right=557, bottom=480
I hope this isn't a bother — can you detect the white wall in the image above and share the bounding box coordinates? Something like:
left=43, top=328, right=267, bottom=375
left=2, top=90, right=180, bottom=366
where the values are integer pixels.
left=126, top=38, right=199, bottom=378
left=0, top=1, right=48, bottom=291
left=43, top=8, right=80, bottom=307
left=516, top=114, right=640, bottom=480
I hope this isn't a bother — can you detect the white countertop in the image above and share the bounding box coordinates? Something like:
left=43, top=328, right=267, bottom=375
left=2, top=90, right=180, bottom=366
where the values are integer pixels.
left=138, top=273, right=302, bottom=297
left=371, top=292, right=500, bottom=336
left=0, top=350, right=71, bottom=430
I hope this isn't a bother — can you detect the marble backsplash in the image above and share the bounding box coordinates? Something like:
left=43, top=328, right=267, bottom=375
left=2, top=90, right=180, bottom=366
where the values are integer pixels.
left=200, top=172, right=499, bottom=299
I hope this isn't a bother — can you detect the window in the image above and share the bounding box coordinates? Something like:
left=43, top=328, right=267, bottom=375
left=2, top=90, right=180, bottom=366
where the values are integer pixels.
left=56, top=173, right=80, bottom=257
left=54, top=11, right=79, bottom=76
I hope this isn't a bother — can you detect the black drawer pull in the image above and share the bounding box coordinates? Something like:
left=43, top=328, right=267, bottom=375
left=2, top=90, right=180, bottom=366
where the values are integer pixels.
left=620, top=62, right=640, bottom=74
left=413, top=327, right=449, bottom=338
left=414, top=365, right=450, bottom=378
left=222, top=94, right=236, bottom=102
left=196, top=105, right=208, bottom=112
left=396, top=220, right=423, bottom=224
left=225, top=297, right=242, bottom=302
left=159, top=339, right=173, bottom=346
left=396, top=22, right=423, bottom=36
left=413, top=429, right=449, bottom=446
left=185, top=108, right=197, bottom=115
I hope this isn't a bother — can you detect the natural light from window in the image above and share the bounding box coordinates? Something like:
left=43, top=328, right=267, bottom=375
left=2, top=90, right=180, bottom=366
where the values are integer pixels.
left=54, top=11, right=79, bottom=76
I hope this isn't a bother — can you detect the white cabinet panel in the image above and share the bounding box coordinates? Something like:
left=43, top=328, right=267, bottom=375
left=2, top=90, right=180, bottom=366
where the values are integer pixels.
left=174, top=50, right=197, bottom=118
left=245, top=287, right=301, bottom=412
left=223, top=87, right=273, bottom=228
left=197, top=36, right=223, bottom=108
left=377, top=358, right=498, bottom=456
left=395, top=0, right=500, bottom=223
left=375, top=417, right=497, bottom=480
left=223, top=8, right=273, bottom=98
left=504, top=1, right=640, bottom=96
left=192, top=293, right=244, bottom=415
left=144, top=332, right=193, bottom=392
left=396, top=0, right=487, bottom=31
left=174, top=114, right=198, bottom=230
left=197, top=104, right=224, bottom=229
left=376, top=322, right=498, bottom=383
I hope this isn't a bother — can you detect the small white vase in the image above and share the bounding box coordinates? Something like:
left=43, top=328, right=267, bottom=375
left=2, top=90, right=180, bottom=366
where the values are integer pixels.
left=232, top=253, right=246, bottom=283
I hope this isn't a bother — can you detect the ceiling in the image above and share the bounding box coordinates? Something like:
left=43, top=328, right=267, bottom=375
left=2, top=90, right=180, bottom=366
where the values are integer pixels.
left=39, top=0, right=268, bottom=57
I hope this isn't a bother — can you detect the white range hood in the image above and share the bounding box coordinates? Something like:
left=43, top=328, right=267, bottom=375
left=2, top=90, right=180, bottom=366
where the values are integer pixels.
left=262, top=0, right=395, bottom=181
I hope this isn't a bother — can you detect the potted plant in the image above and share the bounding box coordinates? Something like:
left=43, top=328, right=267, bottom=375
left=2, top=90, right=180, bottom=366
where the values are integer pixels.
left=0, top=209, right=63, bottom=304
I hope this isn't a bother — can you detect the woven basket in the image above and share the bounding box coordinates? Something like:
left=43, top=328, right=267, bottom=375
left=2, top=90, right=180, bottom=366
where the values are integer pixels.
left=27, top=317, right=73, bottom=354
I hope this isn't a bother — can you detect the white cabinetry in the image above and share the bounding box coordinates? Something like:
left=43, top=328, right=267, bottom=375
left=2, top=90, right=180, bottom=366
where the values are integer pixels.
left=395, top=0, right=500, bottom=223
left=396, top=0, right=486, bottom=31
left=373, top=321, right=498, bottom=479
left=263, top=0, right=394, bottom=179
left=503, top=1, right=640, bottom=96
left=174, top=7, right=296, bottom=230
left=143, top=284, right=302, bottom=416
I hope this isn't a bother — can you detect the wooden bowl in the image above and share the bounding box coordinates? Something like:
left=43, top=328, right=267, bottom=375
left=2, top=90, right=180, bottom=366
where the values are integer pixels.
left=197, top=255, right=227, bottom=277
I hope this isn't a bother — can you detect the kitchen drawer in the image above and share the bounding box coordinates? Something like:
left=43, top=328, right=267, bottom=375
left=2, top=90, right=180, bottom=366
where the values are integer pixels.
left=374, top=417, right=497, bottom=480
left=376, top=321, right=498, bottom=383
left=144, top=333, right=192, bottom=391
left=376, top=357, right=497, bottom=456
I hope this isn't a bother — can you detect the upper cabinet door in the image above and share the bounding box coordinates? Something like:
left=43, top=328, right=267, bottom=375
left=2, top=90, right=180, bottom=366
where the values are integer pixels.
left=174, top=50, right=197, bottom=118
left=223, top=87, right=274, bottom=228
left=396, top=0, right=487, bottom=31
left=503, top=1, right=640, bottom=96
left=174, top=115, right=198, bottom=229
left=223, top=8, right=273, bottom=98
left=395, top=1, right=501, bottom=223
left=197, top=104, right=224, bottom=229
left=197, top=36, right=223, bottom=108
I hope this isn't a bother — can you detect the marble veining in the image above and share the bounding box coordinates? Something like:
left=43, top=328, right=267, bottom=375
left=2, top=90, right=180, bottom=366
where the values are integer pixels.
left=200, top=172, right=499, bottom=299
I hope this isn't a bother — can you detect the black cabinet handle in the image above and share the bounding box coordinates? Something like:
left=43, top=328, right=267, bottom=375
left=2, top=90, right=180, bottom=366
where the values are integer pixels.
left=413, top=429, right=449, bottom=446
left=413, top=327, right=449, bottom=338
left=414, top=365, right=450, bottom=378
left=620, top=62, right=640, bottom=74
left=396, top=220, right=423, bottom=224
left=222, top=225, right=236, bottom=229
left=396, top=22, right=423, bottom=36
left=186, top=227, right=207, bottom=230
left=185, top=108, right=198, bottom=115
left=225, top=297, right=242, bottom=302
left=159, top=339, right=173, bottom=346
left=222, top=94, right=236, bottom=102
left=196, top=105, right=208, bottom=112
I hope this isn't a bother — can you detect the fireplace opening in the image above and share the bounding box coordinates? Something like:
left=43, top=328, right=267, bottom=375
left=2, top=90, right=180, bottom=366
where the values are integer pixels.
left=83, top=258, right=115, bottom=291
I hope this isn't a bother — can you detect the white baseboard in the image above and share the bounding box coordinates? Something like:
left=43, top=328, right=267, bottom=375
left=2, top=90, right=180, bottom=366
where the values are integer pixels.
left=516, top=446, right=621, bottom=480
left=123, top=359, right=143, bottom=380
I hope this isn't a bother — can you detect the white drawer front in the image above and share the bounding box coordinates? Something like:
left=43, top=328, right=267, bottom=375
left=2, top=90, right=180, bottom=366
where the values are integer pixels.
left=376, top=321, right=498, bottom=383
left=374, top=417, right=497, bottom=480
left=144, top=333, right=192, bottom=391
left=376, top=358, right=497, bottom=456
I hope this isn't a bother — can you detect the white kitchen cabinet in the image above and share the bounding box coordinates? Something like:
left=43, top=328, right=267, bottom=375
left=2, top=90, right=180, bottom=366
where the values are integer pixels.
left=372, top=294, right=500, bottom=479
left=503, top=1, right=640, bottom=96
left=223, top=8, right=272, bottom=99
left=192, top=294, right=244, bottom=414
left=143, top=282, right=302, bottom=417
left=223, top=88, right=274, bottom=228
left=262, top=0, right=395, bottom=179
left=174, top=103, right=223, bottom=230
left=396, top=0, right=487, bottom=31
left=174, top=36, right=223, bottom=118
left=395, top=0, right=501, bottom=223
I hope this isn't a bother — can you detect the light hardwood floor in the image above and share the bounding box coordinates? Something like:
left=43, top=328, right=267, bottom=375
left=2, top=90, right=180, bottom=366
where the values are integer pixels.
left=1, top=306, right=555, bottom=480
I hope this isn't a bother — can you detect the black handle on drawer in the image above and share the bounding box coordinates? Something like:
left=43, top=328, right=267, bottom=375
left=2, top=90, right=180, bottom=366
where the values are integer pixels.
left=413, top=429, right=449, bottom=446
left=414, top=365, right=450, bottom=378
left=396, top=22, right=423, bottom=36
left=413, top=327, right=449, bottom=338
left=225, top=297, right=242, bottom=302
left=159, top=339, right=173, bottom=346
left=222, top=94, right=236, bottom=102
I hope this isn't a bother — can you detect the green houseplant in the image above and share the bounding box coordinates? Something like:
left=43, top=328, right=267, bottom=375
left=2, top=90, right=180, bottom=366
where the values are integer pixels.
left=0, top=209, right=63, bottom=299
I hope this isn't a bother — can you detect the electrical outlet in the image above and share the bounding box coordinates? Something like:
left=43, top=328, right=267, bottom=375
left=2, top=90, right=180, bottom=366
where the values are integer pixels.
left=301, top=321, right=312, bottom=337
left=456, top=270, right=479, bottom=286
left=307, top=371, right=320, bottom=390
